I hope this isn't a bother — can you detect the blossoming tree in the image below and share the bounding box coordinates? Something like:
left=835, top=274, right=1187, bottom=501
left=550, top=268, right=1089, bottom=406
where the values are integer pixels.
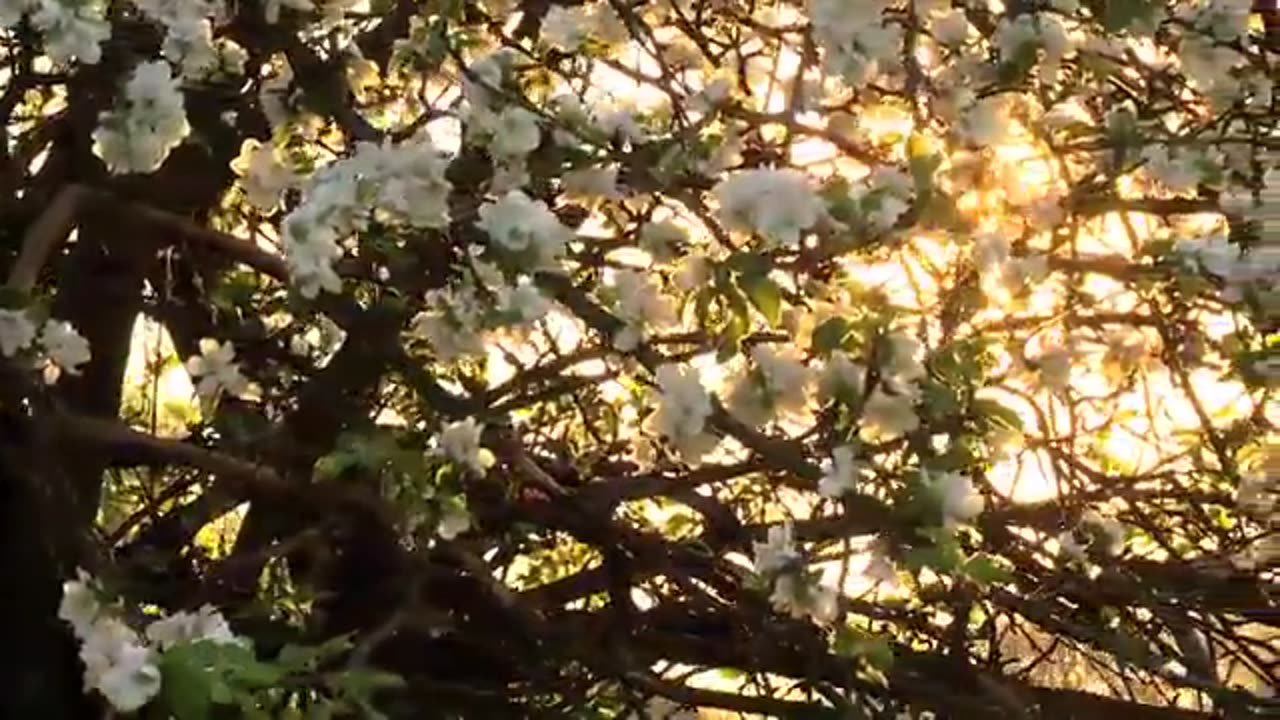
left=0, top=0, right=1277, bottom=717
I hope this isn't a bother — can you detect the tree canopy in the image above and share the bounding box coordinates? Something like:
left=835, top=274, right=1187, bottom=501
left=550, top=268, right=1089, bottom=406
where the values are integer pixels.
left=0, top=0, right=1277, bottom=717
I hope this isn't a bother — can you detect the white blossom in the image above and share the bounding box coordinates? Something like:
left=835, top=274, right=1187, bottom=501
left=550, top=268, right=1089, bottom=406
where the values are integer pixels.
left=543, top=4, right=591, bottom=50
left=639, top=219, right=687, bottom=262
left=30, top=0, right=109, bottom=65
left=0, top=308, right=37, bottom=357
left=93, top=61, right=190, bottom=175
left=931, top=9, right=975, bottom=46
left=819, top=445, right=865, bottom=498
left=487, top=107, right=542, bottom=159
left=231, top=139, right=294, bottom=211
left=1081, top=509, right=1126, bottom=556
left=185, top=338, right=251, bottom=400
left=440, top=418, right=494, bottom=474
left=809, top=0, right=900, bottom=86
left=726, top=345, right=811, bottom=426
left=145, top=605, right=241, bottom=649
left=57, top=569, right=100, bottom=637
left=39, top=319, right=91, bottom=382
left=78, top=618, right=161, bottom=713
left=410, top=284, right=487, bottom=361
left=644, top=364, right=717, bottom=464
left=923, top=469, right=984, bottom=528
left=819, top=351, right=866, bottom=403
left=610, top=269, right=676, bottom=351
left=437, top=501, right=472, bottom=540
left=713, top=168, right=824, bottom=246
left=282, top=136, right=452, bottom=297
left=753, top=521, right=800, bottom=576
left=476, top=190, right=572, bottom=269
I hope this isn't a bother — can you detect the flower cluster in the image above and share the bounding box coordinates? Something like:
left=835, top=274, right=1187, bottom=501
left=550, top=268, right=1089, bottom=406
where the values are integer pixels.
left=185, top=338, right=252, bottom=401
left=726, top=345, right=811, bottom=427
left=1056, top=509, right=1127, bottom=561
left=0, top=309, right=91, bottom=383
left=1176, top=233, right=1280, bottom=304
left=408, top=253, right=552, bottom=362
left=132, top=0, right=246, bottom=80
left=439, top=417, right=494, bottom=476
left=921, top=469, right=985, bottom=529
left=713, top=169, right=824, bottom=247
left=0, top=0, right=109, bottom=66
left=283, top=136, right=453, bottom=298
left=475, top=190, right=573, bottom=271
left=752, top=522, right=839, bottom=624
left=820, top=331, right=927, bottom=439
left=231, top=139, right=295, bottom=212
left=608, top=269, right=676, bottom=351
left=93, top=61, right=190, bottom=175
left=808, top=0, right=901, bottom=87
left=59, top=570, right=243, bottom=713
left=644, top=364, right=717, bottom=464
left=819, top=445, right=867, bottom=498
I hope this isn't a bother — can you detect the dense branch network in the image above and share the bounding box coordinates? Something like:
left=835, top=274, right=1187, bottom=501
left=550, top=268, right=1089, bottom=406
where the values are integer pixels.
left=0, top=0, right=1277, bottom=719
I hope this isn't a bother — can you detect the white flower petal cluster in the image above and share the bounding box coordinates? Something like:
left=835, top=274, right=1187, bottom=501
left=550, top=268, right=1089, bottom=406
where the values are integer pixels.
left=855, top=168, right=914, bottom=232
left=542, top=2, right=627, bottom=51
left=819, top=445, right=865, bottom=498
left=0, top=307, right=37, bottom=357
left=1023, top=343, right=1070, bottom=394
left=752, top=522, right=839, bottom=624
left=60, top=571, right=238, bottom=714
left=467, top=106, right=542, bottom=163
left=185, top=338, right=251, bottom=400
left=440, top=417, right=494, bottom=475
left=1178, top=0, right=1252, bottom=43
left=1141, top=145, right=1214, bottom=195
left=922, top=469, right=984, bottom=528
left=437, top=499, right=472, bottom=540
left=131, top=0, right=244, bottom=80
left=930, top=8, right=976, bottom=46
left=726, top=345, right=811, bottom=427
left=1176, top=233, right=1280, bottom=302
left=1178, top=35, right=1244, bottom=102
left=644, top=363, right=717, bottom=464
left=995, top=13, right=1076, bottom=80
left=283, top=136, right=453, bottom=297
left=714, top=168, right=824, bottom=247
left=959, top=94, right=1011, bottom=148
left=609, top=269, right=676, bottom=351
left=410, top=284, right=487, bottom=361
left=2, top=0, right=107, bottom=65
left=39, top=319, right=91, bottom=382
left=0, top=310, right=91, bottom=383
left=808, top=0, right=901, bottom=87
left=27, top=0, right=110, bottom=65
left=494, top=275, right=552, bottom=325
left=476, top=190, right=573, bottom=270
left=93, top=61, right=190, bottom=175
left=825, top=331, right=925, bottom=438
left=78, top=618, right=162, bottom=712
left=231, top=139, right=294, bottom=211
left=145, top=605, right=242, bottom=650
left=1058, top=509, right=1127, bottom=560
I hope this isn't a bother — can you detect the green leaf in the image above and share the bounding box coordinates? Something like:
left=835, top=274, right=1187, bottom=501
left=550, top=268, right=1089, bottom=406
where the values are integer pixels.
left=811, top=317, right=852, bottom=356
left=738, top=272, right=782, bottom=326
left=833, top=627, right=895, bottom=670
left=1102, top=0, right=1156, bottom=32
left=908, top=134, right=942, bottom=198
left=160, top=647, right=214, bottom=720
left=973, top=397, right=1024, bottom=432
left=962, top=554, right=1013, bottom=585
